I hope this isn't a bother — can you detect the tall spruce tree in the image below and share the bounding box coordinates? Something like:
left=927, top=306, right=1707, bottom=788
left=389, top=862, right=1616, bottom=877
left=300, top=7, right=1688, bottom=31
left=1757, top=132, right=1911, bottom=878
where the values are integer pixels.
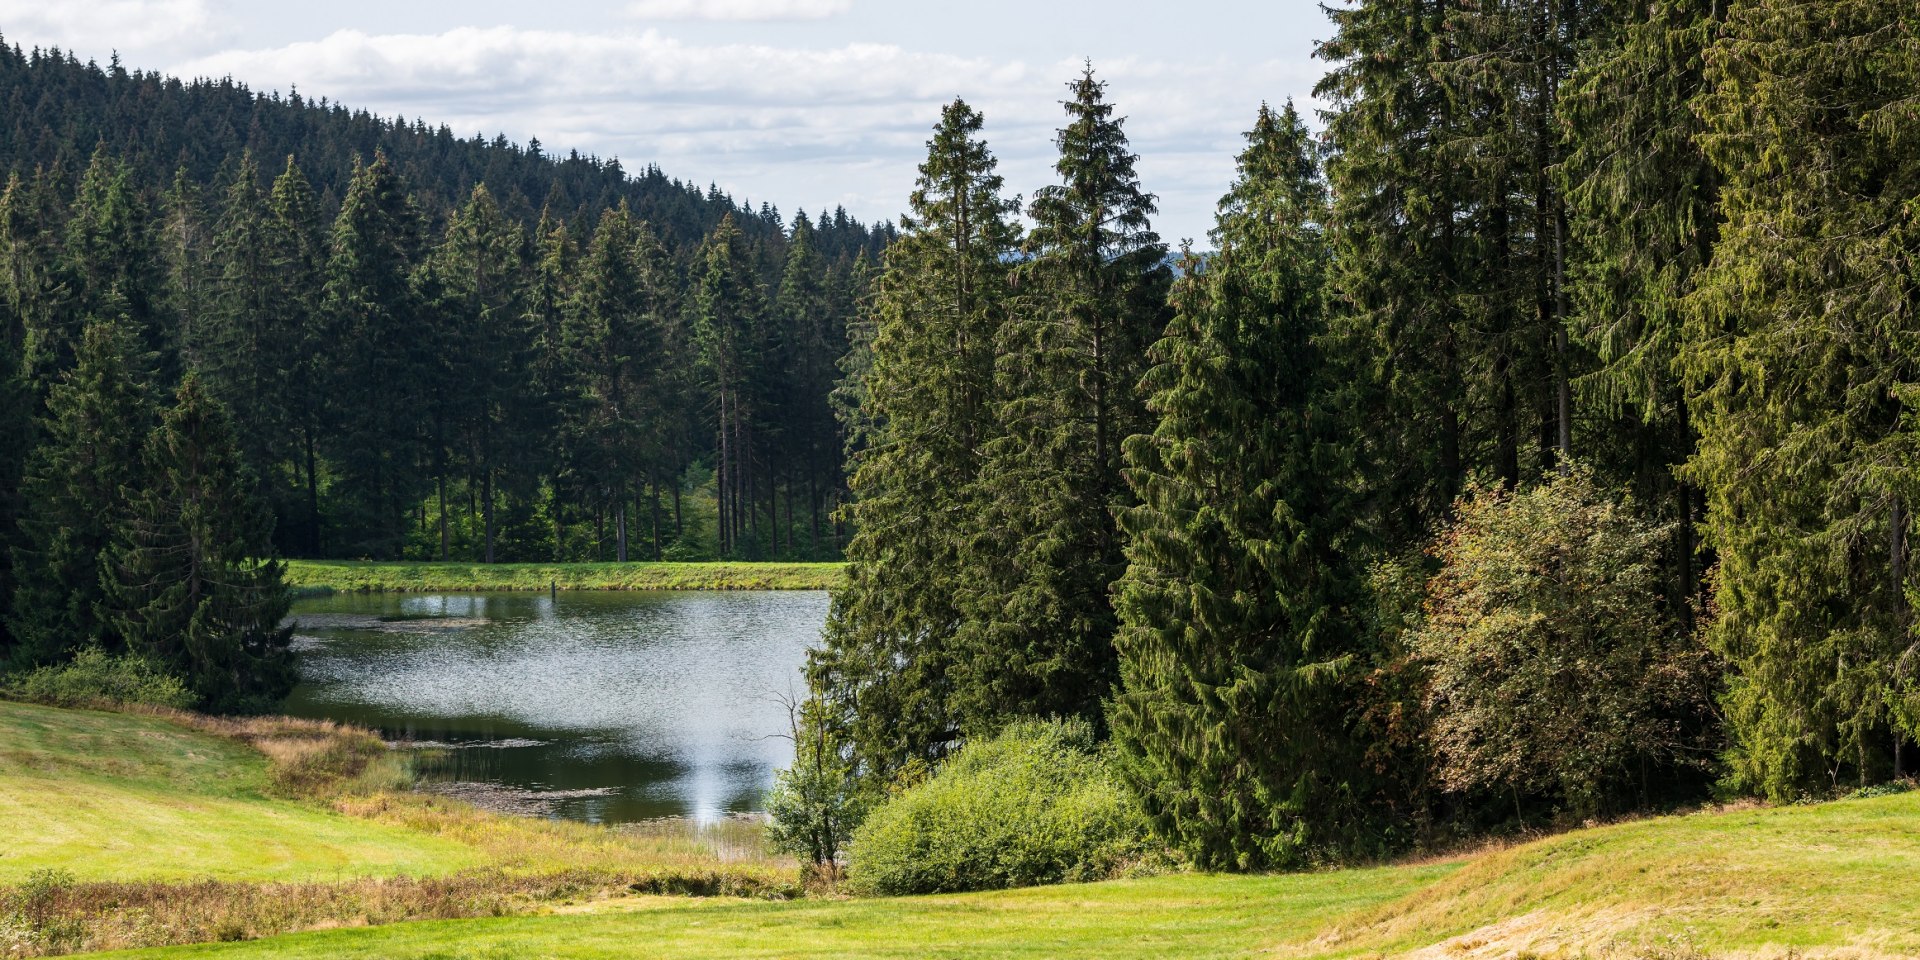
left=1111, top=103, right=1368, bottom=869
left=2, top=168, right=70, bottom=403
left=0, top=260, right=28, bottom=659
left=567, top=202, right=667, bottom=562
left=958, top=67, right=1170, bottom=730
left=525, top=212, right=581, bottom=560
left=423, top=183, right=529, bottom=563
left=101, top=374, right=295, bottom=712
left=694, top=213, right=766, bottom=558
left=1685, top=0, right=1920, bottom=794
left=320, top=152, right=426, bottom=558
left=810, top=99, right=1021, bottom=776
left=263, top=157, right=330, bottom=555
left=1561, top=0, right=1724, bottom=616
left=7, top=320, right=155, bottom=668
left=1318, top=0, right=1617, bottom=546
left=60, top=149, right=167, bottom=383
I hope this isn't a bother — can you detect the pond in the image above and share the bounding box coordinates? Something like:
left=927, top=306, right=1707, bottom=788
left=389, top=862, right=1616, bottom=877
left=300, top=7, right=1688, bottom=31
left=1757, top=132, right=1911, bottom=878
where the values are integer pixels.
left=282, top=590, right=828, bottom=824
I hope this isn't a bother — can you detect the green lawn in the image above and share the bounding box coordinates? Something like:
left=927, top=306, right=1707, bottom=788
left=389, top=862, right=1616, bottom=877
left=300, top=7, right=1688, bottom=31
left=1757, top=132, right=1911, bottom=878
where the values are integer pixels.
left=0, top=701, right=483, bottom=883
left=284, top=560, right=844, bottom=593
left=88, top=867, right=1456, bottom=960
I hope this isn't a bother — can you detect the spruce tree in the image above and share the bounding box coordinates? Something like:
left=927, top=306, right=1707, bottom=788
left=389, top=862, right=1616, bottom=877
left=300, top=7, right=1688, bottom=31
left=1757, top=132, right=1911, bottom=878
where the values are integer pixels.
left=7, top=321, right=155, bottom=669
left=60, top=148, right=167, bottom=383
left=1684, top=0, right=1920, bottom=794
left=1561, top=0, right=1724, bottom=616
left=810, top=99, right=1021, bottom=775
left=263, top=157, right=330, bottom=555
left=1, top=167, right=70, bottom=403
left=525, top=212, right=581, bottom=560
left=320, top=152, right=426, bottom=558
left=959, top=67, right=1170, bottom=730
left=422, top=183, right=529, bottom=563
left=566, top=202, right=666, bottom=562
left=693, top=213, right=766, bottom=558
left=101, top=374, right=295, bottom=712
left=0, top=268, right=28, bottom=660
left=1111, top=103, right=1367, bottom=869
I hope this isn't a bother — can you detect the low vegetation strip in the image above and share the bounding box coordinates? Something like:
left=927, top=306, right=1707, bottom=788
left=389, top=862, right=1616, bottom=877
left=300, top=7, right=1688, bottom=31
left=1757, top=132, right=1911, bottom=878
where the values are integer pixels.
left=67, top=790, right=1920, bottom=960
left=283, top=560, right=845, bottom=593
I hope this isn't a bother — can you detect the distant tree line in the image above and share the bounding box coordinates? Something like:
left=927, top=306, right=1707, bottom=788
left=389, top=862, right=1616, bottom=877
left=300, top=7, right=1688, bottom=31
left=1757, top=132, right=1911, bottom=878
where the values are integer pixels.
left=0, top=42, right=886, bottom=705
left=810, top=0, right=1920, bottom=871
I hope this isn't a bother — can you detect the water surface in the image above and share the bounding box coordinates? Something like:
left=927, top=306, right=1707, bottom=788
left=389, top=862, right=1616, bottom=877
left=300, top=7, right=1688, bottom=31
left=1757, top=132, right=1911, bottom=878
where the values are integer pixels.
left=283, top=590, right=827, bottom=823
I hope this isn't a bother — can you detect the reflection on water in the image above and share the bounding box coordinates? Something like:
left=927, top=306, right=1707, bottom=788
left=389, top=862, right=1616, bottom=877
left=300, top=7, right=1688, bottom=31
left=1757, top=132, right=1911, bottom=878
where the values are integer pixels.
left=282, top=590, right=827, bottom=823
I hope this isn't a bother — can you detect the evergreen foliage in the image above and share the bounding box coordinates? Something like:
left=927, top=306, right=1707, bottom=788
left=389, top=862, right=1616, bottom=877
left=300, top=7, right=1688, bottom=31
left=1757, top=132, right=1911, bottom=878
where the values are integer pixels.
left=812, top=99, right=1020, bottom=776
left=1684, top=0, right=1920, bottom=797
left=99, top=375, right=294, bottom=713
left=1110, top=103, right=1369, bottom=869
left=7, top=321, right=155, bottom=669
left=959, top=67, right=1170, bottom=730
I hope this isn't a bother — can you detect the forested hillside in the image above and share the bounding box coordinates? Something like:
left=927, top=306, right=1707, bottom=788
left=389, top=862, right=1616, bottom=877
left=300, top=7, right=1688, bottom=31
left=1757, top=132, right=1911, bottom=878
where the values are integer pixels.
left=0, top=40, right=890, bottom=705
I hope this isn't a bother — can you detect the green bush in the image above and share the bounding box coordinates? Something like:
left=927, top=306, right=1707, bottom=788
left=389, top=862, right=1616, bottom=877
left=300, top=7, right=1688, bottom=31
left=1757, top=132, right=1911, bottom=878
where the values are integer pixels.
left=847, top=719, right=1154, bottom=895
left=6, top=647, right=194, bottom=710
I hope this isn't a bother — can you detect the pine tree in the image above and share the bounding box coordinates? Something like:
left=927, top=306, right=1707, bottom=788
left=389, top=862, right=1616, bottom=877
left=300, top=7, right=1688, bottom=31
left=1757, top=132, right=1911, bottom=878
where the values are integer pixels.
left=810, top=99, right=1021, bottom=775
left=1, top=167, right=70, bottom=403
left=1684, top=0, right=1920, bottom=795
left=7, top=321, right=155, bottom=669
left=959, top=67, right=1171, bottom=730
left=1111, top=103, right=1368, bottom=869
left=320, top=152, right=426, bottom=558
left=159, top=166, right=214, bottom=377
left=101, top=374, right=295, bottom=712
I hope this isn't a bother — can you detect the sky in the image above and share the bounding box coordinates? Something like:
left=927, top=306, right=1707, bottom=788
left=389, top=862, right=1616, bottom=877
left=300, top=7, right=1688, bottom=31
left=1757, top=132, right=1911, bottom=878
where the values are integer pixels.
left=0, top=1, right=1338, bottom=242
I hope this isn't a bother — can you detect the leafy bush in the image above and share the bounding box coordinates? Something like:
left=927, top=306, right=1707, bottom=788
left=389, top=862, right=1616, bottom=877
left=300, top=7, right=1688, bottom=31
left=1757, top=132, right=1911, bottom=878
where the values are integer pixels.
left=765, top=703, right=869, bottom=871
left=847, top=719, right=1153, bottom=895
left=6, top=648, right=193, bottom=710
left=1412, top=466, right=1717, bottom=819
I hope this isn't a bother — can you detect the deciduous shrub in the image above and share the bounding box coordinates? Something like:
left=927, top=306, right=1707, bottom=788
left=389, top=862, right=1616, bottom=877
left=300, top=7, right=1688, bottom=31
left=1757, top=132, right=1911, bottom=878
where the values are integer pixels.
left=846, top=719, right=1153, bottom=895
left=6, top=647, right=193, bottom=710
left=1412, top=467, right=1717, bottom=819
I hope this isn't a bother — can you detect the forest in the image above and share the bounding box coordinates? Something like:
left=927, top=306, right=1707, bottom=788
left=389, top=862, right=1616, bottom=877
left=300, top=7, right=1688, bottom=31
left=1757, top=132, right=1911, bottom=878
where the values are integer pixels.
left=2, top=0, right=1918, bottom=882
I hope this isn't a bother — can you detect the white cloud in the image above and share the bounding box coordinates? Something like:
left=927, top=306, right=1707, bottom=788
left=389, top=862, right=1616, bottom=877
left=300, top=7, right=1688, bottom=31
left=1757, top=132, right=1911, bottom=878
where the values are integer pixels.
left=168, top=25, right=1316, bottom=241
left=623, top=0, right=852, bottom=20
left=0, top=0, right=223, bottom=54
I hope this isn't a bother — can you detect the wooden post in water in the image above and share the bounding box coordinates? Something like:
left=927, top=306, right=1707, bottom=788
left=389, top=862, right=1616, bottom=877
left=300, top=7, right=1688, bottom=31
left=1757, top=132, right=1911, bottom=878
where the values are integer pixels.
left=550, top=579, right=557, bottom=601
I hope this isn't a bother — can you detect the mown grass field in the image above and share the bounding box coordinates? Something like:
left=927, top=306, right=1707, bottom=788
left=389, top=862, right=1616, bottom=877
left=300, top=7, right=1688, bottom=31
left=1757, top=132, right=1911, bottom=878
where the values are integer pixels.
left=9, top=699, right=1920, bottom=959
left=283, top=560, right=844, bottom=593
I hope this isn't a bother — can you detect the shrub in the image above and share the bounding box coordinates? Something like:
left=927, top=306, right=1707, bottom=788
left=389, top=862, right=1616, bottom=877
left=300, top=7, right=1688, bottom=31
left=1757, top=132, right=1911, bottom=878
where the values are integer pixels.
left=6, top=648, right=193, bottom=710
left=846, top=719, right=1153, bottom=895
left=1411, top=466, right=1717, bottom=819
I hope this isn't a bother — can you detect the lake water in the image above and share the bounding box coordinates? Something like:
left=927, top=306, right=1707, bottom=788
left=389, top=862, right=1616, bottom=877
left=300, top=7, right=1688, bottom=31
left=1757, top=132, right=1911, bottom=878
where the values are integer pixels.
left=283, top=590, right=828, bottom=823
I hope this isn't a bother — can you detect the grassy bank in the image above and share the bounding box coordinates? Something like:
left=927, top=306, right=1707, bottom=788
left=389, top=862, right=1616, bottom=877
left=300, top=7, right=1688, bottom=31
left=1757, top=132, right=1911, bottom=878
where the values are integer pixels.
left=74, top=788, right=1920, bottom=959
left=0, top=700, right=794, bottom=955
left=283, top=560, right=844, bottom=593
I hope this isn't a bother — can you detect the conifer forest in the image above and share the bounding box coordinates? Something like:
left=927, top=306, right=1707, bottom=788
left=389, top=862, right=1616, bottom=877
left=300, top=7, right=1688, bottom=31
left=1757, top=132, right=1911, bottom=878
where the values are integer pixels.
left=4, top=3, right=1920, bottom=956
